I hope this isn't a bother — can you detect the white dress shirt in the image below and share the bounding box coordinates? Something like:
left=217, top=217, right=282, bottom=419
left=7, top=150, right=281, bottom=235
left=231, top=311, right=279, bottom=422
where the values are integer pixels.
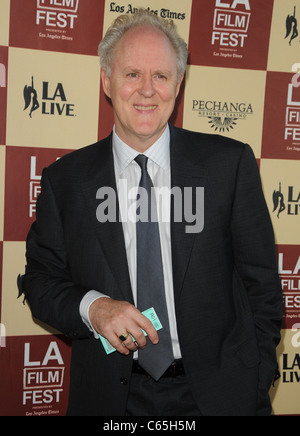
left=80, top=125, right=182, bottom=359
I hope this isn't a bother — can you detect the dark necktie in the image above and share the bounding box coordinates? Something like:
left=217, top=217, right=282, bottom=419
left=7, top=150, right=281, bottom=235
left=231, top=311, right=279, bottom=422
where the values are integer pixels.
left=135, top=154, right=174, bottom=381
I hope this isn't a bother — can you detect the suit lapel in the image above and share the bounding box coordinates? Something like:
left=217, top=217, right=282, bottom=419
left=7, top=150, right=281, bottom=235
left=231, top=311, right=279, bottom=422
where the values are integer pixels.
left=170, top=125, right=206, bottom=304
left=80, top=135, right=134, bottom=304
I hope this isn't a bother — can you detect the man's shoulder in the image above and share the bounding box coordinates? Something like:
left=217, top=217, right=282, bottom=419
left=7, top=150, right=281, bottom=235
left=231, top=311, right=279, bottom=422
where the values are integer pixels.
left=170, top=124, right=247, bottom=154
left=46, top=134, right=112, bottom=176
left=170, top=125, right=251, bottom=169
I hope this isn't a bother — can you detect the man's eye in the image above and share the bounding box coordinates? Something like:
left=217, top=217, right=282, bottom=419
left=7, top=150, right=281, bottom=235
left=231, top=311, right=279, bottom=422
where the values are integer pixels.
left=127, top=73, right=138, bottom=78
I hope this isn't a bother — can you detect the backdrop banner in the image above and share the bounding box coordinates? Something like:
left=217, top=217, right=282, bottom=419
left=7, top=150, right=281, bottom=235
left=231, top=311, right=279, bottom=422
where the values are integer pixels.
left=0, top=0, right=299, bottom=417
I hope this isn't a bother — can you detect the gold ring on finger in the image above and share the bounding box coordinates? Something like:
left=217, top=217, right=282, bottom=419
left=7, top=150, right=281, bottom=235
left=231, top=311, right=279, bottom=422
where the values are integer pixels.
left=119, top=333, right=129, bottom=342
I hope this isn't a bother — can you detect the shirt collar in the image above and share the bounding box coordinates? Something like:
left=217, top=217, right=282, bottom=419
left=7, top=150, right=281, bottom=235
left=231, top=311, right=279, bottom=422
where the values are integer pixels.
left=112, top=125, right=170, bottom=177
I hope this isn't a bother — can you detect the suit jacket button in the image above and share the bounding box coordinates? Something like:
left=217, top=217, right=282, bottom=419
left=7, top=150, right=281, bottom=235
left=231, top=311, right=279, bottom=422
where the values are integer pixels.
left=120, top=377, right=128, bottom=385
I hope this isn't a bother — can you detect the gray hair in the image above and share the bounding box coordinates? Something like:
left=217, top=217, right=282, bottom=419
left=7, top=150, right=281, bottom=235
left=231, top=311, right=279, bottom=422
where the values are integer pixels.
left=98, top=8, right=188, bottom=81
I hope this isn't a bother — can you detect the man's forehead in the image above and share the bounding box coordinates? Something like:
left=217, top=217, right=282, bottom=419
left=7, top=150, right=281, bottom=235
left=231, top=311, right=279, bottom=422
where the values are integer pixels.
left=113, top=26, right=177, bottom=68
left=115, top=25, right=173, bottom=53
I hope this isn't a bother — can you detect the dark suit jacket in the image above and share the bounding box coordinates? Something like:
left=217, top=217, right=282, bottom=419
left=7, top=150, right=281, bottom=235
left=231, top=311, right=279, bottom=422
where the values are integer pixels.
left=21, top=125, right=282, bottom=416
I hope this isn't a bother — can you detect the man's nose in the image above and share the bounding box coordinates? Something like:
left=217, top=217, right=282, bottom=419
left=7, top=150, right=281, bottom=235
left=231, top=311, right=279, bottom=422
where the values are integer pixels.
left=139, top=75, right=156, bottom=98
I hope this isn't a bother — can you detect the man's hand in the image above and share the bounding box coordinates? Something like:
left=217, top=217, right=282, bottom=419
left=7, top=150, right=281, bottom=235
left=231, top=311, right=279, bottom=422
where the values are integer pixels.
left=89, top=298, right=159, bottom=355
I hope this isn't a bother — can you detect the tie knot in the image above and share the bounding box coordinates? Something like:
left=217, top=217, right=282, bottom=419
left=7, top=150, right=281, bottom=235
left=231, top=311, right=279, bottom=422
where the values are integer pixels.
left=135, top=154, right=148, bottom=173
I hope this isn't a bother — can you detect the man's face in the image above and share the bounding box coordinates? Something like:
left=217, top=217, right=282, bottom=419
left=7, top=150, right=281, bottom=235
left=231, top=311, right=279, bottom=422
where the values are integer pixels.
left=101, top=25, right=184, bottom=151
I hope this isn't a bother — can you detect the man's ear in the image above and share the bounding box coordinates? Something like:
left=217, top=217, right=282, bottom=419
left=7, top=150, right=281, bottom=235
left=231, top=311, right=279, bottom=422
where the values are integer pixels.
left=101, top=68, right=111, bottom=99
left=175, top=74, right=184, bottom=98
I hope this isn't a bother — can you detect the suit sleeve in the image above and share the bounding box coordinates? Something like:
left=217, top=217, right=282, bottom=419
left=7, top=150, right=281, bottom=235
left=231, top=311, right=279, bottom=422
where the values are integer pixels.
left=230, top=144, right=283, bottom=415
left=21, top=167, right=92, bottom=339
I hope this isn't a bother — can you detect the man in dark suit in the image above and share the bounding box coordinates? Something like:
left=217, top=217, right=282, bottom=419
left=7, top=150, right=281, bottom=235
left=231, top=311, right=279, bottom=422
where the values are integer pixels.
left=20, top=9, right=282, bottom=416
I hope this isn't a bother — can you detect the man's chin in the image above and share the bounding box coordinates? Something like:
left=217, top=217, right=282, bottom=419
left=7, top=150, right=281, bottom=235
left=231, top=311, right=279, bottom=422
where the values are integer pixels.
left=115, top=122, right=167, bottom=149
left=133, top=124, right=166, bottom=142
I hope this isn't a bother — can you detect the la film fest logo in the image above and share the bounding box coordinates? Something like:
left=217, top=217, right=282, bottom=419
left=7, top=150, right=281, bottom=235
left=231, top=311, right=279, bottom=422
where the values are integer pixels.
left=23, top=76, right=76, bottom=118
left=36, top=0, right=79, bottom=31
left=29, top=157, right=42, bottom=218
left=192, top=99, right=254, bottom=133
left=279, top=250, right=300, bottom=324
left=29, top=155, right=60, bottom=218
left=23, top=341, right=65, bottom=410
left=211, top=0, right=251, bottom=51
left=285, top=66, right=300, bottom=146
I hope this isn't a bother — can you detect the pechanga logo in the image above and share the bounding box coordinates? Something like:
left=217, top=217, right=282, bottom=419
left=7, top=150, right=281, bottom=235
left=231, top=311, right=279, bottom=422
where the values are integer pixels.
left=192, top=99, right=253, bottom=133
left=211, top=0, right=251, bottom=49
left=36, top=0, right=79, bottom=30
left=23, top=77, right=75, bottom=118
left=272, top=183, right=300, bottom=218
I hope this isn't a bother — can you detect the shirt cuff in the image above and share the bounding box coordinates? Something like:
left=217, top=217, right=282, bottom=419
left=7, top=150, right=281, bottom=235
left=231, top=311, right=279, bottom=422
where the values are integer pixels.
left=79, top=290, right=110, bottom=339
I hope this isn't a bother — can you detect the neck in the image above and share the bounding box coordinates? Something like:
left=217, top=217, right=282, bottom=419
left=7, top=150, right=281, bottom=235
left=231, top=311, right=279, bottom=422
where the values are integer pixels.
left=114, top=125, right=168, bottom=153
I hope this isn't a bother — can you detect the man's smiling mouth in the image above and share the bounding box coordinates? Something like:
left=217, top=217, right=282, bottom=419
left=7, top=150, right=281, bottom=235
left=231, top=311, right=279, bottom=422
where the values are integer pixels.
left=134, top=105, right=157, bottom=111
